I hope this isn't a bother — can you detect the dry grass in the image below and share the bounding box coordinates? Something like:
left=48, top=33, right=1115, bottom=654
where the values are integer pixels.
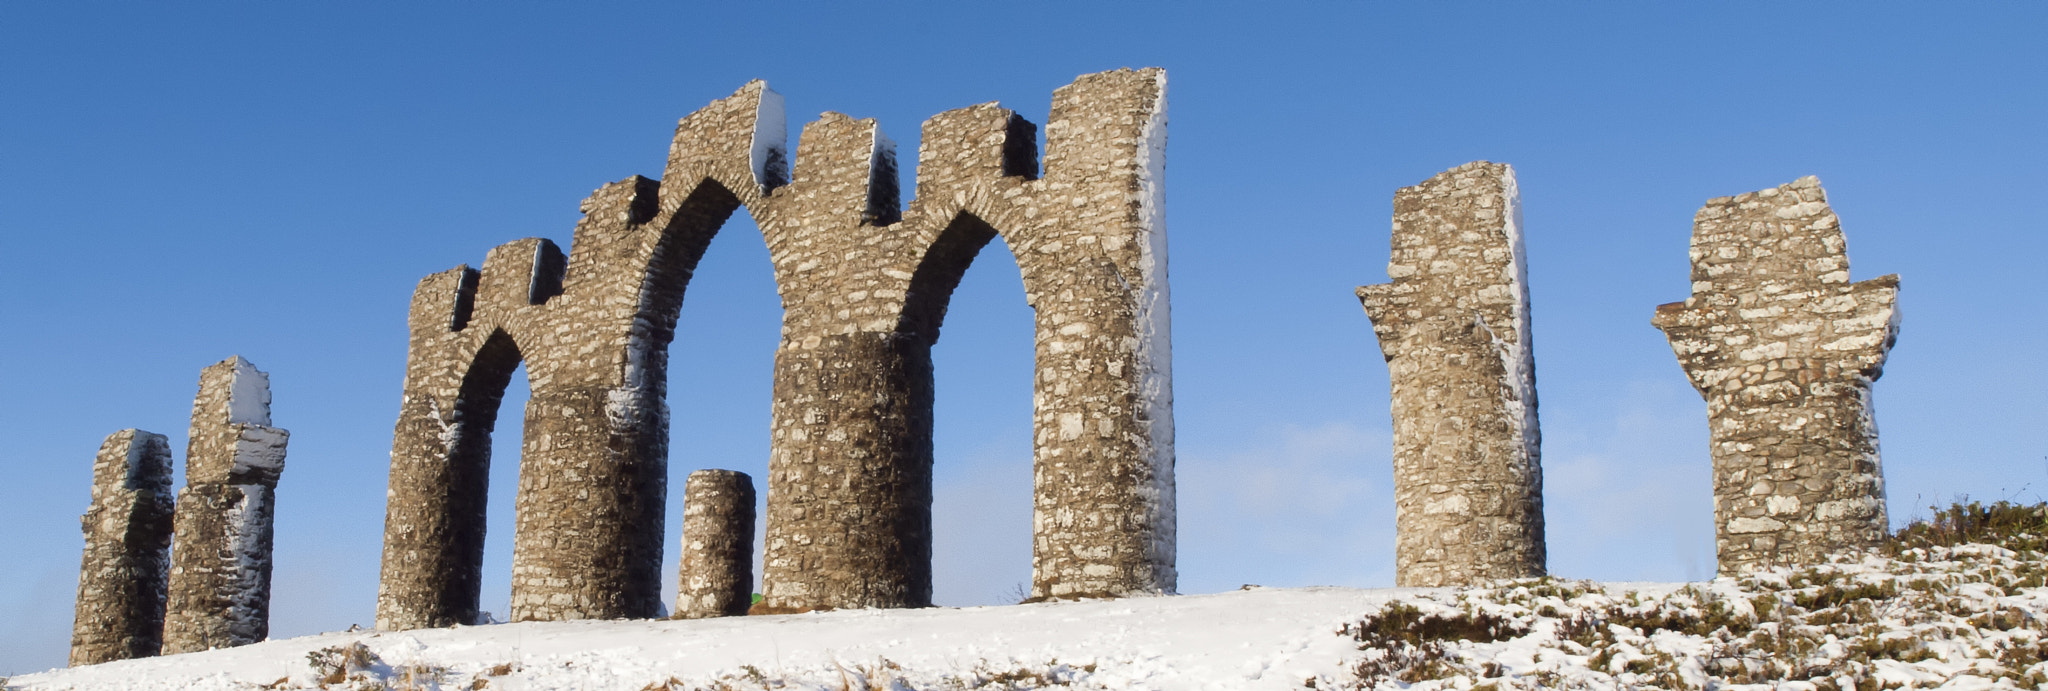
left=1334, top=502, right=2048, bottom=690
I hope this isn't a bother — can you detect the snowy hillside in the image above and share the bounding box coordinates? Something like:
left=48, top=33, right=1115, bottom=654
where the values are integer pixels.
left=12, top=535, right=2048, bottom=691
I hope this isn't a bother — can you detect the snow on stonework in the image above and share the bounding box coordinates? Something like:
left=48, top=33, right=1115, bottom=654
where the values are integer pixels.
left=15, top=540, right=2048, bottom=690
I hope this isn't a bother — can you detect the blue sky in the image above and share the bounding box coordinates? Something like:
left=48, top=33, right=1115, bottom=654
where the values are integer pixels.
left=4, top=2, right=2044, bottom=676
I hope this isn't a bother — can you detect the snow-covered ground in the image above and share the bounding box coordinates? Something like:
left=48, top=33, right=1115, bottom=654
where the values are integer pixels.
left=8, top=587, right=1407, bottom=691
left=13, top=542, right=2046, bottom=690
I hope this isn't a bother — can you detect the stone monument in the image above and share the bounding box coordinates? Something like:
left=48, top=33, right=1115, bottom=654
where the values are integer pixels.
left=377, top=68, right=1174, bottom=629
left=69, top=430, right=176, bottom=665
left=1357, top=161, right=1546, bottom=587
left=163, top=356, right=290, bottom=653
left=1653, top=176, right=1898, bottom=574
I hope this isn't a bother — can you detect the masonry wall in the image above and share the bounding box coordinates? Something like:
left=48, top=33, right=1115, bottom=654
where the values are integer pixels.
left=163, top=356, right=289, bottom=654
left=377, top=68, right=1176, bottom=628
left=69, top=430, right=175, bottom=666
left=1357, top=162, right=1546, bottom=588
left=1653, top=176, right=1898, bottom=575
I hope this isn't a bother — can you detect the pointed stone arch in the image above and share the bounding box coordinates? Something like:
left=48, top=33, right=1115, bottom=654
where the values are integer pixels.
left=378, top=69, right=1175, bottom=630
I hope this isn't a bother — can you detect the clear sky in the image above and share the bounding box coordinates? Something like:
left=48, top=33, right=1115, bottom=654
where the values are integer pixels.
left=4, top=2, right=2044, bottom=676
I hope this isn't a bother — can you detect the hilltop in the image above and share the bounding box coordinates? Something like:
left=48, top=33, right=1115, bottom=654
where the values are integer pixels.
left=14, top=504, right=2046, bottom=691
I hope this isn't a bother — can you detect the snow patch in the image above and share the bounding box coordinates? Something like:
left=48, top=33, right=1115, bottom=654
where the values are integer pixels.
left=224, top=357, right=271, bottom=427
left=25, top=543, right=2048, bottom=690
left=1132, top=69, right=1176, bottom=592
left=750, top=86, right=788, bottom=192
left=229, top=426, right=288, bottom=479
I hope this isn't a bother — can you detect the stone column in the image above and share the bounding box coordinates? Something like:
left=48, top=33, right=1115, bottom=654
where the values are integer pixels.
left=70, top=430, right=175, bottom=666
left=163, top=356, right=290, bottom=654
left=674, top=470, right=756, bottom=619
left=1653, top=176, right=1898, bottom=575
left=1019, top=68, right=1177, bottom=601
left=1357, top=161, right=1546, bottom=587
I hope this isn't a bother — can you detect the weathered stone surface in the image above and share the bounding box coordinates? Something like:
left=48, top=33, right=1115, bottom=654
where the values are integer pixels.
left=163, top=356, right=289, bottom=654
left=1653, top=176, right=1898, bottom=575
left=69, top=430, right=175, bottom=666
left=377, top=68, right=1174, bottom=630
left=674, top=469, right=755, bottom=619
left=1357, top=162, right=1545, bottom=588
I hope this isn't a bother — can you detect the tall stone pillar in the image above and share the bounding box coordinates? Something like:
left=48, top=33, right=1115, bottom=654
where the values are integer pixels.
left=1357, top=161, right=1546, bottom=587
left=163, top=356, right=290, bottom=654
left=1653, top=176, right=1898, bottom=575
left=70, top=430, right=176, bottom=666
left=674, top=469, right=755, bottom=619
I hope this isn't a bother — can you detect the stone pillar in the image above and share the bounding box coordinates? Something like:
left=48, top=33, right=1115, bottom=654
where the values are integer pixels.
left=163, top=356, right=289, bottom=654
left=1357, top=161, right=1546, bottom=588
left=1019, top=68, right=1177, bottom=601
left=70, top=430, right=175, bottom=666
left=1653, top=176, right=1898, bottom=575
left=674, top=470, right=755, bottom=619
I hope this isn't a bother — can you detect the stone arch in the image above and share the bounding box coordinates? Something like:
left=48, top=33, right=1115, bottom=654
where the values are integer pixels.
left=434, top=327, right=523, bottom=620
left=754, top=68, right=1175, bottom=609
left=377, top=87, right=780, bottom=629
left=378, top=69, right=1174, bottom=629
left=900, top=212, right=1005, bottom=346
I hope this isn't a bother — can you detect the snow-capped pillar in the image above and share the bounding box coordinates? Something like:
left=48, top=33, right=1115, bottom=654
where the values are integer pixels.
left=674, top=470, right=756, bottom=619
left=1357, top=162, right=1546, bottom=588
left=163, top=356, right=290, bottom=654
left=1653, top=176, right=1898, bottom=575
left=1022, top=67, right=1177, bottom=600
left=70, top=429, right=176, bottom=666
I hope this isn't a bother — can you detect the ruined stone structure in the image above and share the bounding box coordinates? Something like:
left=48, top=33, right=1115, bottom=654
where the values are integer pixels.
left=377, top=68, right=1174, bottom=630
left=1357, top=162, right=1546, bottom=587
left=70, top=430, right=176, bottom=666
left=674, top=469, right=755, bottom=619
left=1653, top=176, right=1898, bottom=575
left=164, top=356, right=290, bottom=654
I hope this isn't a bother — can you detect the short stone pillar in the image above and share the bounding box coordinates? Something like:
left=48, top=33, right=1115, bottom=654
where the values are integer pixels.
left=674, top=470, right=756, bottom=619
left=1356, top=161, right=1546, bottom=587
left=70, top=430, right=176, bottom=666
left=163, top=356, right=290, bottom=654
left=1653, top=176, right=1898, bottom=575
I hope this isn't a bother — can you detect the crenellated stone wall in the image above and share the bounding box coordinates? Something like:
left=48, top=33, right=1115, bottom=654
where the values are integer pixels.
left=377, top=68, right=1175, bottom=630
left=163, top=356, right=290, bottom=654
left=1357, top=161, right=1546, bottom=588
left=69, top=430, right=176, bottom=666
left=1653, top=176, right=1899, bottom=575
left=674, top=469, right=755, bottom=619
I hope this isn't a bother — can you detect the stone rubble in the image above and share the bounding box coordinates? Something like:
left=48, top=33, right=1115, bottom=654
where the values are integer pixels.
left=1653, top=176, right=1899, bottom=575
left=1357, top=162, right=1546, bottom=588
